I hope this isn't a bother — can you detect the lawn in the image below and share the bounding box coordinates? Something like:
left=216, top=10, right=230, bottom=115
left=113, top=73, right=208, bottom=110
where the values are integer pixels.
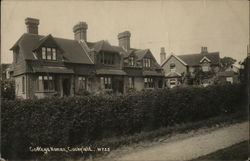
left=191, top=140, right=249, bottom=161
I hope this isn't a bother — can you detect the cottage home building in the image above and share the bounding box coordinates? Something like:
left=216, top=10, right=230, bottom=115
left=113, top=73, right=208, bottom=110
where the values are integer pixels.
left=161, top=47, right=220, bottom=88
left=10, top=18, right=164, bottom=99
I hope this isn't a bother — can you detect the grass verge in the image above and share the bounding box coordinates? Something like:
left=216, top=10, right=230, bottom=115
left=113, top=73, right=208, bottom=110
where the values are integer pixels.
left=191, top=140, right=249, bottom=161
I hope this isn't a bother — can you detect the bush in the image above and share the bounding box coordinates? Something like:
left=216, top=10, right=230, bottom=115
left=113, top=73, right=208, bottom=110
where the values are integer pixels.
left=1, top=84, right=247, bottom=160
left=1, top=80, right=15, bottom=100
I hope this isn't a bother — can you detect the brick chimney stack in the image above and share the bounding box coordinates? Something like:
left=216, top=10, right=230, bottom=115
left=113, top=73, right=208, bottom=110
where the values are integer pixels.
left=201, top=46, right=208, bottom=53
left=25, top=17, right=39, bottom=34
left=160, top=47, right=166, bottom=64
left=118, top=31, right=131, bottom=51
left=73, top=22, right=88, bottom=41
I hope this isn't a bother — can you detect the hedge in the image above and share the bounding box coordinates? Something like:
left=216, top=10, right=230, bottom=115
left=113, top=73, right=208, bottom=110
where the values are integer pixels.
left=1, top=84, right=247, bottom=160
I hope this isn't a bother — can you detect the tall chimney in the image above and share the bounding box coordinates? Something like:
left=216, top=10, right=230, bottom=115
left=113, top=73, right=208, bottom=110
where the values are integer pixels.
left=118, top=31, right=131, bottom=51
left=201, top=46, right=208, bottom=53
left=160, top=47, right=166, bottom=64
left=73, top=22, right=88, bottom=41
left=25, top=17, right=39, bottom=34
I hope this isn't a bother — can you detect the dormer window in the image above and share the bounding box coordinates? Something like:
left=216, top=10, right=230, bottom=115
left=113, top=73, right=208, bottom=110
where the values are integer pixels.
left=129, top=56, right=134, bottom=66
left=143, top=58, right=151, bottom=67
left=42, top=47, right=57, bottom=60
left=100, top=52, right=115, bottom=65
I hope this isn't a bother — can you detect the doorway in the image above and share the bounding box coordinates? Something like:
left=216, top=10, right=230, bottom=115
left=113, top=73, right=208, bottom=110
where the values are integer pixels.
left=63, top=78, right=71, bottom=96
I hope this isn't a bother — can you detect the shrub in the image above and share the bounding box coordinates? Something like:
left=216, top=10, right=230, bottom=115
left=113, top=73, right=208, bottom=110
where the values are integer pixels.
left=1, top=80, right=15, bottom=100
left=1, top=84, right=247, bottom=160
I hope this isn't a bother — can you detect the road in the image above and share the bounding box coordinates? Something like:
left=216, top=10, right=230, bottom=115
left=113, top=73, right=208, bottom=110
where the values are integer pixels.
left=102, top=121, right=249, bottom=161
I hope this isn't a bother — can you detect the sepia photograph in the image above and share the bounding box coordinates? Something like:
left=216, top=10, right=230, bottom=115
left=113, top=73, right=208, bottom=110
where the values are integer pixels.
left=1, top=0, right=249, bottom=161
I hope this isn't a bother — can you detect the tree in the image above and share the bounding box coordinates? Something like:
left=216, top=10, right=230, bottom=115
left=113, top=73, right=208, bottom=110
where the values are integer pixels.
left=220, top=57, right=237, bottom=70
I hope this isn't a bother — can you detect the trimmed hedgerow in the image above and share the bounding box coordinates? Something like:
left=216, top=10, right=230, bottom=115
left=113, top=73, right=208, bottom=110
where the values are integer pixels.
left=1, top=84, right=247, bottom=160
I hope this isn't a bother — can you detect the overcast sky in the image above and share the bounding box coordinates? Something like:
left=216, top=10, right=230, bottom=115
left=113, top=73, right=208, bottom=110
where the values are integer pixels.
left=1, top=0, right=249, bottom=64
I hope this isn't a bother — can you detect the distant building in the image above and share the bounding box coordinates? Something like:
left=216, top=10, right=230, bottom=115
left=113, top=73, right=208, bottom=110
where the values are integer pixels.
left=10, top=17, right=164, bottom=99
left=0, top=64, right=14, bottom=80
left=161, top=47, right=221, bottom=88
left=217, top=64, right=240, bottom=84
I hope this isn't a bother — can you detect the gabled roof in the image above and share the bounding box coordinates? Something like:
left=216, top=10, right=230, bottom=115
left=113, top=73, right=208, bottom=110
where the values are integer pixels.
left=161, top=54, right=188, bottom=67
left=91, top=40, right=119, bottom=53
left=178, top=52, right=220, bottom=66
left=165, top=71, right=182, bottom=78
left=32, top=34, right=65, bottom=52
left=134, top=49, right=149, bottom=60
left=200, top=56, right=211, bottom=63
left=10, top=33, right=93, bottom=64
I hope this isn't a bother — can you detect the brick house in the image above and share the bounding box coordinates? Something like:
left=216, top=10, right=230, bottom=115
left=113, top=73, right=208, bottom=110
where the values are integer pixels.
left=10, top=18, right=164, bottom=99
left=160, top=47, right=220, bottom=88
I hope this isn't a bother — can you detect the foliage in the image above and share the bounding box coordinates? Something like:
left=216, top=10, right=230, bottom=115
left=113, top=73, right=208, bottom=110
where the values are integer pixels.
left=1, top=80, right=15, bottom=100
left=1, top=84, right=247, bottom=160
left=220, top=56, right=237, bottom=70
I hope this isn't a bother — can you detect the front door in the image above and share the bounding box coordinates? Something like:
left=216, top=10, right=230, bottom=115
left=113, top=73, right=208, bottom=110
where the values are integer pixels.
left=118, top=80, right=124, bottom=93
left=63, top=78, right=71, bottom=96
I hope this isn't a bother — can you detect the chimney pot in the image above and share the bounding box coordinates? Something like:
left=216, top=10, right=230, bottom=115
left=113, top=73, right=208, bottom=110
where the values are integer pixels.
left=25, top=17, right=39, bottom=34
left=73, top=22, right=88, bottom=41
left=201, top=46, right=208, bottom=53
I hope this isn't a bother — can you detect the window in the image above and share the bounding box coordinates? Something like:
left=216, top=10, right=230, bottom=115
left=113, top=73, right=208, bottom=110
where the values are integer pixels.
left=144, top=77, right=154, bottom=88
left=52, top=48, right=57, bottom=60
left=42, top=47, right=57, bottom=60
left=226, top=77, right=233, bottom=83
left=129, top=56, right=134, bottom=66
left=143, top=58, right=151, bottom=67
left=170, top=79, right=177, bottom=88
left=170, top=63, right=176, bottom=72
left=100, top=52, right=115, bottom=65
left=22, top=76, right=25, bottom=93
left=128, top=77, right=134, bottom=89
left=42, top=47, right=46, bottom=59
left=202, top=65, right=209, bottom=72
left=47, top=48, right=52, bottom=60
left=101, top=77, right=112, bottom=89
left=37, top=75, right=54, bottom=91
left=78, top=76, right=86, bottom=89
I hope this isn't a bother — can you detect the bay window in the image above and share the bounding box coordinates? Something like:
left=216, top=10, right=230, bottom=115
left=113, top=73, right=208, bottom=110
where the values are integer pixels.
left=101, top=77, right=112, bottom=89
left=37, top=75, right=54, bottom=91
left=144, top=77, right=154, bottom=88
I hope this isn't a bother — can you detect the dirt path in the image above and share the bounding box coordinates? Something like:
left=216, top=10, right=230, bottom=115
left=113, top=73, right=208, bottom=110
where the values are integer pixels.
left=100, top=121, right=248, bottom=161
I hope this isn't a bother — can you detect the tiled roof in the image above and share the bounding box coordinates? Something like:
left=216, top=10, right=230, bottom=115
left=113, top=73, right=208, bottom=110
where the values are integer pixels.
left=165, top=71, right=182, bottom=78
left=90, top=40, right=119, bottom=53
left=134, top=49, right=149, bottom=60
left=178, top=52, right=220, bottom=66
left=142, top=70, right=164, bottom=77
left=10, top=33, right=93, bottom=64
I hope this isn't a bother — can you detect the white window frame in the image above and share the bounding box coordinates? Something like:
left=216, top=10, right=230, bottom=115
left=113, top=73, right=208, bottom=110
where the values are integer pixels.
left=226, top=77, right=233, bottom=83
left=78, top=76, right=86, bottom=89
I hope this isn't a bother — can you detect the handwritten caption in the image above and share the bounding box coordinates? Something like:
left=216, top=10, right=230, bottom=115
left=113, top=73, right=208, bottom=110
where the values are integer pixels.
left=29, top=146, right=110, bottom=154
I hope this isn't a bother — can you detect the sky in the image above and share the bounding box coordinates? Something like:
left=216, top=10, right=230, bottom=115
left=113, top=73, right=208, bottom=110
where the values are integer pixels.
left=1, top=0, right=249, bottom=64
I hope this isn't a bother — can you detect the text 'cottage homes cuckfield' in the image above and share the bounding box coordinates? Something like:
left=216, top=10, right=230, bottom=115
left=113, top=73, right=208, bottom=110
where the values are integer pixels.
left=10, top=17, right=164, bottom=99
